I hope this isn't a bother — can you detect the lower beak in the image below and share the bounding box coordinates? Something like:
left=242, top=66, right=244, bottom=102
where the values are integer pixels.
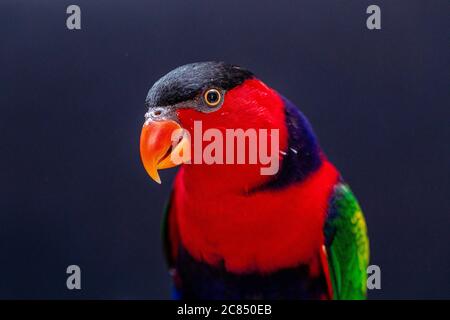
left=140, top=120, right=190, bottom=184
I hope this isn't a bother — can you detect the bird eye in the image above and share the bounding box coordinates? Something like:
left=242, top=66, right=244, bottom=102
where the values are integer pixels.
left=203, top=88, right=221, bottom=107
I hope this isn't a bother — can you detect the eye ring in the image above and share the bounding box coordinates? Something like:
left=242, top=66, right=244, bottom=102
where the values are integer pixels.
left=203, top=88, right=222, bottom=107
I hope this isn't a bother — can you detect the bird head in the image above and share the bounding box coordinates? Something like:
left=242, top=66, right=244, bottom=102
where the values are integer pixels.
left=140, top=61, right=289, bottom=188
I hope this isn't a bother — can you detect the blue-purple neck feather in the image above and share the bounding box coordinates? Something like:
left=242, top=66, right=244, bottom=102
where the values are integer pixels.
left=252, top=96, right=322, bottom=192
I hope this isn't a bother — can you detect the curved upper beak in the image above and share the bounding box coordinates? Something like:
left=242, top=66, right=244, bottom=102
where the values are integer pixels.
left=140, top=120, right=190, bottom=184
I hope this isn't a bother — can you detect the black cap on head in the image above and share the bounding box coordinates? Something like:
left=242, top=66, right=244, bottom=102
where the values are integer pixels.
left=145, top=62, right=253, bottom=107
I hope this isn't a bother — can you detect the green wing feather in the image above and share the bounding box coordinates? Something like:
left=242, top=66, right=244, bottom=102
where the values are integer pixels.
left=325, top=183, right=369, bottom=300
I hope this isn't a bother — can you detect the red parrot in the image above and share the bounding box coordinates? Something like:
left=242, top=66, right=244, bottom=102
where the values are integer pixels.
left=140, top=62, right=369, bottom=299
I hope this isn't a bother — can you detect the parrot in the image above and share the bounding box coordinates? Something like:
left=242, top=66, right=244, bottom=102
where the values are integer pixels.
left=139, top=61, right=369, bottom=300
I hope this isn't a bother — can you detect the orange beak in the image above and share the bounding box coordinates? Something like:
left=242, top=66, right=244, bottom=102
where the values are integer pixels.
left=140, top=120, right=190, bottom=184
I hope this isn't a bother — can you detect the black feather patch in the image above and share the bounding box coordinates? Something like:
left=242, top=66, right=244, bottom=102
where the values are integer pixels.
left=175, top=246, right=328, bottom=299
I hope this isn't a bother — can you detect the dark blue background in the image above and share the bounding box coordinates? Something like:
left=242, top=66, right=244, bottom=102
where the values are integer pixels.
left=0, top=0, right=449, bottom=299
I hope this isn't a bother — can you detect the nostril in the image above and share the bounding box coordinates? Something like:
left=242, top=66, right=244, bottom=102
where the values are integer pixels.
left=153, top=110, right=162, bottom=117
